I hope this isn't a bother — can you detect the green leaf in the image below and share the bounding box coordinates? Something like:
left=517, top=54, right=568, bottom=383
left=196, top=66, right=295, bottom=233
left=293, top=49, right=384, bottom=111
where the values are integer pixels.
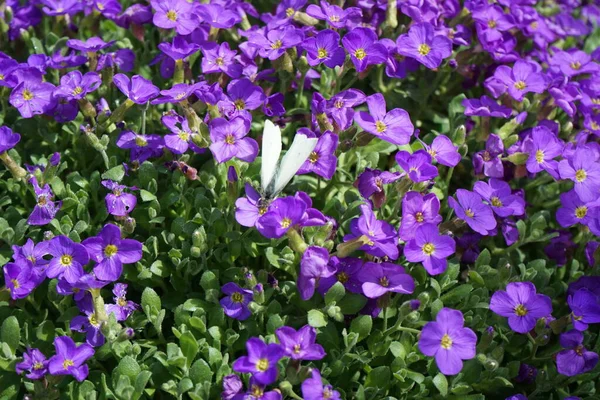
left=1, top=317, right=20, bottom=354
left=132, top=371, right=152, bottom=400
left=440, top=284, right=473, bottom=305
left=140, top=189, right=157, bottom=202
left=325, top=282, right=345, bottom=306
left=141, top=287, right=161, bottom=318
left=350, top=315, right=372, bottom=342
left=504, top=152, right=528, bottom=165
left=433, top=373, right=448, bottom=396
left=189, top=359, right=213, bottom=385
left=115, top=356, right=141, bottom=383
left=339, top=293, right=368, bottom=315
left=365, top=366, right=391, bottom=389
left=308, top=310, right=328, bottom=328
left=101, top=165, right=125, bottom=182
left=475, top=249, right=491, bottom=268
left=180, top=332, right=199, bottom=368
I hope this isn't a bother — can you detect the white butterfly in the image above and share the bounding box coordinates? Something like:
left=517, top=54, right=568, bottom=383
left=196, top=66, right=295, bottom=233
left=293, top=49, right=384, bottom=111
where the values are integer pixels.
left=260, top=120, right=318, bottom=200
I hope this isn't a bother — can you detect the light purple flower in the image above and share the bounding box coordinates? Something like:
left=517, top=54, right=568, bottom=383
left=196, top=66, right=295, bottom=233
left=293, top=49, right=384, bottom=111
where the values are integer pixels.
left=150, top=0, right=198, bottom=35
left=448, top=189, right=497, bottom=235
left=396, top=150, right=438, bottom=182
left=209, top=117, right=258, bottom=164
left=0, top=126, right=20, bottom=153
left=220, top=282, right=253, bottom=321
left=48, top=336, right=94, bottom=382
left=298, top=246, right=335, bottom=300
left=343, top=203, right=399, bottom=260
left=16, top=348, right=48, bottom=380
left=473, top=179, right=526, bottom=217
left=399, top=191, right=442, bottom=241
left=558, top=147, right=600, bottom=203
left=357, top=261, right=415, bottom=298
left=301, top=369, right=341, bottom=400
left=113, top=74, right=159, bottom=104
left=54, top=71, right=101, bottom=101
left=490, top=282, right=552, bottom=334
left=106, top=283, right=138, bottom=322
left=304, top=29, right=346, bottom=68
left=298, top=132, right=338, bottom=180
left=276, top=325, right=325, bottom=360
left=355, top=93, right=413, bottom=145
left=28, top=176, right=61, bottom=226
left=257, top=197, right=307, bottom=239
left=462, top=95, right=513, bottom=118
left=342, top=27, right=387, bottom=73
left=9, top=78, right=56, bottom=118
left=396, top=22, right=453, bottom=69
left=473, top=134, right=504, bottom=178
left=493, top=60, right=547, bottom=102
left=102, top=180, right=137, bottom=217
left=525, top=125, right=564, bottom=178
left=404, top=224, right=456, bottom=275
left=232, top=337, right=284, bottom=385
left=423, top=135, right=461, bottom=167
left=201, top=42, right=242, bottom=78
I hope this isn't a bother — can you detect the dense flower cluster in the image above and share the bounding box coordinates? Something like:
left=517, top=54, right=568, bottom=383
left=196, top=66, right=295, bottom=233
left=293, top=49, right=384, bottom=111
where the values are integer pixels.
left=0, top=0, right=599, bottom=399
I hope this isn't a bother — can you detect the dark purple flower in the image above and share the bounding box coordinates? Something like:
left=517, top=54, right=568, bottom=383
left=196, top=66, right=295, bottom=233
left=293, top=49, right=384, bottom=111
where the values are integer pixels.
left=209, top=117, right=258, bottom=164
left=396, top=150, right=438, bottom=182
left=550, top=50, right=600, bottom=78
left=473, top=134, right=504, bottom=178
left=113, top=74, right=159, bottom=104
left=158, top=36, right=200, bottom=61
left=301, top=369, right=341, bottom=400
left=201, top=42, right=242, bottom=78
left=317, top=257, right=363, bottom=295
left=473, top=179, right=526, bottom=217
left=404, top=224, right=455, bottom=275
left=354, top=93, right=413, bottom=145
left=102, top=180, right=137, bottom=217
left=342, top=27, right=387, bottom=72
left=66, top=36, right=114, bottom=52
left=116, top=131, right=164, bottom=163
left=462, top=95, right=513, bottom=118
left=16, top=348, right=48, bottom=380
left=48, top=336, right=94, bottom=382
left=151, top=83, right=199, bottom=105
left=45, top=235, right=89, bottom=284
left=106, top=283, right=138, bottom=322
left=248, top=27, right=303, bottom=61
left=515, top=363, right=537, bottom=384
left=472, top=5, right=515, bottom=42
left=525, top=125, right=564, bottom=178
left=423, top=135, right=461, bottom=167
left=568, top=288, right=600, bottom=331
left=558, top=147, right=600, bottom=203
left=232, top=337, right=284, bottom=385
left=263, top=93, right=285, bottom=117
left=70, top=300, right=105, bottom=347
left=556, top=330, right=599, bottom=377
left=4, top=261, right=40, bottom=300
left=298, top=246, right=335, bottom=300
left=357, top=261, right=415, bottom=298
left=556, top=190, right=593, bottom=228
left=195, top=4, right=241, bottom=29
left=9, top=78, right=56, bottom=118
left=244, top=377, right=281, bottom=400
left=28, top=176, right=61, bottom=226
left=343, top=203, right=399, bottom=260
left=399, top=191, right=442, bottom=241
left=490, top=282, right=552, bottom=334
left=418, top=308, right=477, bottom=375
left=356, top=168, right=402, bottom=207
left=257, top=197, right=306, bottom=239
left=220, top=282, right=253, bottom=321
left=396, top=22, right=453, bottom=69
left=327, top=89, right=366, bottom=130
left=150, top=0, right=198, bottom=35
left=226, top=78, right=267, bottom=114
left=304, top=29, right=346, bottom=68
left=585, top=241, right=599, bottom=267
left=82, top=224, right=142, bottom=282
left=493, top=60, right=547, bottom=102
left=235, top=184, right=269, bottom=228
left=276, top=325, right=325, bottom=360
left=0, top=126, right=20, bottom=153
left=448, top=189, right=497, bottom=236
left=54, top=71, right=101, bottom=101
left=306, top=1, right=361, bottom=29
left=298, top=132, right=338, bottom=180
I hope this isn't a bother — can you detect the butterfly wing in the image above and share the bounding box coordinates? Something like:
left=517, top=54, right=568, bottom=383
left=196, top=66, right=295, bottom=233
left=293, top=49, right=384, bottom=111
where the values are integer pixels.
left=260, top=120, right=282, bottom=194
left=271, top=133, right=318, bottom=196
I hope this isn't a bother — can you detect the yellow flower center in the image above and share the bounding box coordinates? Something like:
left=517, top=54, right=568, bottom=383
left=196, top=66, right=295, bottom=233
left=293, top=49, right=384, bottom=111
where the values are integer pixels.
left=575, top=169, right=587, bottom=182
left=11, top=279, right=19, bottom=289
left=415, top=212, right=424, bottom=222
left=329, top=15, right=340, bottom=22
left=234, top=99, right=245, bottom=110
left=535, top=149, right=544, bottom=163
left=256, top=358, right=269, bottom=372
left=317, top=48, right=328, bottom=59
left=592, top=121, right=600, bottom=131
left=482, top=150, right=491, bottom=162
left=135, top=136, right=148, bottom=147
left=215, top=57, right=224, bottom=66
left=422, top=242, right=435, bottom=256
left=259, top=206, right=268, bottom=215
left=375, top=120, right=387, bottom=133
left=175, top=92, right=187, bottom=100
left=251, top=385, right=264, bottom=397
left=591, top=98, right=600, bottom=105
left=60, top=254, right=73, bottom=266
left=440, top=333, right=453, bottom=349
left=354, top=48, right=366, bottom=60
left=96, top=2, right=104, bottom=10
left=487, top=19, right=497, bottom=28
left=225, top=134, right=235, bottom=145
left=379, top=276, right=389, bottom=287
left=104, top=244, right=118, bottom=257
left=271, top=40, right=283, bottom=50
left=22, top=89, right=34, bottom=101
left=38, top=196, right=48, bottom=206
left=280, top=217, right=292, bottom=228
left=337, top=272, right=349, bottom=283
left=465, top=208, right=474, bottom=218
left=570, top=61, right=581, bottom=70
left=293, top=344, right=301, bottom=354
left=575, top=206, right=588, bottom=219
left=514, top=80, right=527, bottom=90
left=63, top=359, right=74, bottom=369
left=309, top=151, right=319, bottom=163
left=286, top=7, right=295, bottom=17
left=334, top=100, right=344, bottom=109
left=178, top=132, right=189, bottom=142
left=491, top=196, right=503, bottom=207
left=0, top=74, right=5, bottom=80
left=28, top=256, right=36, bottom=263
left=231, top=292, right=244, bottom=303
left=72, top=86, right=83, bottom=96
left=117, top=297, right=127, bottom=307
left=89, top=313, right=99, bottom=327
left=428, top=149, right=437, bottom=159
left=33, top=362, right=44, bottom=370
left=514, top=304, right=528, bottom=316
left=417, top=44, right=431, bottom=56
left=323, top=388, right=334, bottom=398
left=167, top=10, right=177, bottom=21
left=529, top=21, right=538, bottom=30
left=575, top=345, right=584, bottom=356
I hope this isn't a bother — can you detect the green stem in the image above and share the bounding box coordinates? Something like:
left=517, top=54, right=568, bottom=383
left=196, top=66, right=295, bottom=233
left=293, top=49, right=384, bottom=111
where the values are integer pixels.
left=0, top=152, right=27, bottom=181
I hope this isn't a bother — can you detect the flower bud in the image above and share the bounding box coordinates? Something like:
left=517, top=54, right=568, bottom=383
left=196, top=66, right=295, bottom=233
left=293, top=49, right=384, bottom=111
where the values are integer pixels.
left=123, top=217, right=136, bottom=234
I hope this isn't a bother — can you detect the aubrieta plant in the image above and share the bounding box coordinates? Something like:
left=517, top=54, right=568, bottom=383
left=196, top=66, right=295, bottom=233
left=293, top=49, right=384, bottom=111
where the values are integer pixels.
left=0, top=0, right=600, bottom=399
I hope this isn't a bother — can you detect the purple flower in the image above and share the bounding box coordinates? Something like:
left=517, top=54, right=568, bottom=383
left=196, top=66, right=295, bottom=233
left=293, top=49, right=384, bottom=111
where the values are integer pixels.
left=301, top=369, right=341, bottom=400
left=423, top=135, right=461, bottom=167
left=462, top=95, right=513, bottom=118
left=472, top=5, right=515, bottom=42
left=399, top=192, right=442, bottom=241
left=342, top=27, right=387, bottom=73
left=70, top=300, right=105, bottom=347
left=150, top=0, right=198, bottom=35
left=106, top=283, right=138, bottom=322
left=357, top=261, right=415, bottom=299
left=515, top=363, right=537, bottom=384
left=304, top=29, right=346, bottom=68
left=525, top=126, right=564, bottom=178
left=473, top=134, right=504, bottom=178
left=195, top=4, right=241, bottom=29
left=550, top=50, right=600, bottom=77
left=45, top=235, right=89, bottom=284
left=396, top=22, right=453, bottom=69
left=244, top=377, right=281, bottom=400
left=357, top=168, right=402, bottom=208
left=276, top=325, right=325, bottom=360
left=568, top=288, right=600, bottom=331
left=162, top=114, right=203, bottom=154
left=343, top=203, right=399, bottom=260
left=66, top=36, right=114, bottom=52
left=226, top=79, right=267, bottom=114
left=4, top=261, right=40, bottom=300
left=298, top=132, right=338, bottom=180
left=556, top=190, right=593, bottom=228
left=448, top=189, right=497, bottom=236
left=220, top=282, right=253, bottom=321
left=12, top=238, right=50, bottom=271
left=558, top=147, right=600, bottom=203
left=257, top=197, right=306, bottom=239
left=152, top=83, right=199, bottom=105
left=327, top=89, right=366, bottom=130
left=473, top=179, right=526, bottom=217
left=493, top=60, right=547, bottom=102
left=113, top=74, right=159, bottom=104
left=28, top=176, right=61, bottom=226
left=48, top=336, right=94, bottom=382
left=263, top=93, right=285, bottom=117
left=158, top=36, right=200, bottom=61
left=9, top=78, right=56, bottom=118
left=396, top=150, right=438, bottom=182
left=235, top=184, right=269, bottom=228
left=306, top=1, right=361, bottom=29
left=16, top=348, right=48, bottom=380
left=317, top=257, right=363, bottom=295
left=248, top=27, right=303, bottom=61
left=298, top=246, right=335, bottom=300
left=232, top=337, right=284, bottom=385
left=0, top=126, right=20, bottom=153
left=116, top=131, right=164, bottom=163
left=82, top=224, right=142, bottom=282
left=490, top=282, right=552, bottom=334
left=404, top=224, right=455, bottom=275
left=354, top=93, right=413, bottom=145
left=54, top=71, right=101, bottom=101
left=556, top=330, right=599, bottom=377
left=102, top=180, right=137, bottom=217
left=209, top=117, right=258, bottom=164
left=418, top=308, right=477, bottom=375
left=201, top=42, right=242, bottom=78
left=222, top=374, right=244, bottom=400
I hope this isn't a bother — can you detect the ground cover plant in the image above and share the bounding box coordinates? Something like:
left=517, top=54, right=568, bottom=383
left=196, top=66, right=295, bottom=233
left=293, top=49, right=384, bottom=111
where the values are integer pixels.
left=0, top=0, right=600, bottom=399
